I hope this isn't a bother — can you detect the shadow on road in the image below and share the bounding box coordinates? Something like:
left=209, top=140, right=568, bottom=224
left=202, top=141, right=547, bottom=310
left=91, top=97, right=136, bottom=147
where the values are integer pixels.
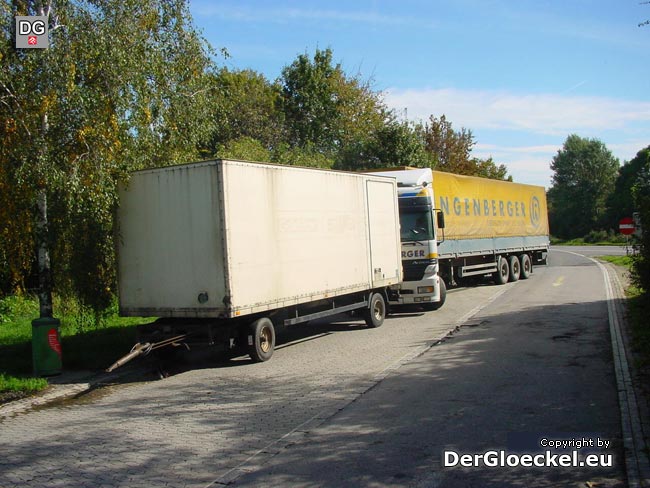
left=2, top=298, right=626, bottom=487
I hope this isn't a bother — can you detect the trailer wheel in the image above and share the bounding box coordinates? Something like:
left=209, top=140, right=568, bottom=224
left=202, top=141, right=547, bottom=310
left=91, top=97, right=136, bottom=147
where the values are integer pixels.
left=247, top=318, right=275, bottom=362
left=520, top=254, right=532, bottom=279
left=495, top=256, right=509, bottom=285
left=508, top=255, right=521, bottom=282
left=364, top=293, right=386, bottom=328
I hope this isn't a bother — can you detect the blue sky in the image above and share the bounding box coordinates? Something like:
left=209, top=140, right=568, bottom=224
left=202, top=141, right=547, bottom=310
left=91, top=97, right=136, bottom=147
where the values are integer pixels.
left=189, top=1, right=650, bottom=188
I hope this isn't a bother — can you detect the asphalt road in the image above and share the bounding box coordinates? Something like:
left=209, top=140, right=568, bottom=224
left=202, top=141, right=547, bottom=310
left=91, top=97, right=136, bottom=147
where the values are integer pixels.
left=0, top=249, right=626, bottom=487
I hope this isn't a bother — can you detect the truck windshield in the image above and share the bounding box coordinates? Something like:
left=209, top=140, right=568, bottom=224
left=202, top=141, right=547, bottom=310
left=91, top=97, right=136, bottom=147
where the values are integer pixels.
left=400, top=210, right=434, bottom=242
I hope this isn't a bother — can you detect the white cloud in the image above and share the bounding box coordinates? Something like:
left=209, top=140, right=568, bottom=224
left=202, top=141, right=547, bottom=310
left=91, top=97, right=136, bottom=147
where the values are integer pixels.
left=385, top=87, right=650, bottom=188
left=473, top=144, right=557, bottom=188
left=384, top=88, right=650, bottom=136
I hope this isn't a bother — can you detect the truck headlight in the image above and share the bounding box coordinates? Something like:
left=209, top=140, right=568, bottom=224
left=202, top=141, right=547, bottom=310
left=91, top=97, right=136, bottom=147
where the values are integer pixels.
left=418, top=286, right=434, bottom=294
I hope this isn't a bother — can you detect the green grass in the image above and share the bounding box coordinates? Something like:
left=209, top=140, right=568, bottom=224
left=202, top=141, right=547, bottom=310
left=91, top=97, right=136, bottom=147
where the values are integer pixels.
left=0, top=294, right=151, bottom=394
left=0, top=373, right=47, bottom=392
left=597, top=255, right=635, bottom=267
left=551, top=237, right=628, bottom=246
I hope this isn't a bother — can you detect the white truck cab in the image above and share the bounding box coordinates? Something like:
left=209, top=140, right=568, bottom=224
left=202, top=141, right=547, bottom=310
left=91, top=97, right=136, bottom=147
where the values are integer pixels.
left=371, top=168, right=446, bottom=310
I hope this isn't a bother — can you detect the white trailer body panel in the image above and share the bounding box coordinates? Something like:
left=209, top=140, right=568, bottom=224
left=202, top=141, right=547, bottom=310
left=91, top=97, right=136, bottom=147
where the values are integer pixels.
left=117, top=160, right=401, bottom=318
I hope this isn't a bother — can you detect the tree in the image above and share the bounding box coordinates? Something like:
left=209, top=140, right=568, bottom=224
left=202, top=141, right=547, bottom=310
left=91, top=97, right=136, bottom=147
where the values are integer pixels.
left=605, top=146, right=650, bottom=228
left=205, top=68, right=284, bottom=157
left=547, top=135, right=619, bottom=239
left=472, top=156, right=512, bottom=181
left=338, top=119, right=431, bottom=170
left=214, top=136, right=271, bottom=163
left=421, top=115, right=475, bottom=174
left=419, top=115, right=511, bottom=180
left=631, top=168, right=650, bottom=292
left=279, top=48, right=385, bottom=157
left=1, top=0, right=218, bottom=319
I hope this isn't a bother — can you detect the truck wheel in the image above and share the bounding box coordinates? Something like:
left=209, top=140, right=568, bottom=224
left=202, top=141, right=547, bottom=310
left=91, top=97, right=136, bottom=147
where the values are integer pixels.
left=247, top=318, right=275, bottom=362
left=520, top=254, right=532, bottom=279
left=495, top=256, right=509, bottom=285
left=508, top=255, right=521, bottom=282
left=423, top=277, right=446, bottom=311
left=364, top=293, right=386, bottom=328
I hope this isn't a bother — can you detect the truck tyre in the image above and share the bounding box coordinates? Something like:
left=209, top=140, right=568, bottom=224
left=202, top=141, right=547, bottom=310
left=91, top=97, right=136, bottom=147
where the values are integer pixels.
left=508, top=255, right=521, bottom=282
left=495, top=256, right=509, bottom=285
left=364, top=293, right=386, bottom=328
left=247, top=318, right=275, bottom=362
left=520, top=253, right=532, bottom=279
left=423, top=277, right=446, bottom=311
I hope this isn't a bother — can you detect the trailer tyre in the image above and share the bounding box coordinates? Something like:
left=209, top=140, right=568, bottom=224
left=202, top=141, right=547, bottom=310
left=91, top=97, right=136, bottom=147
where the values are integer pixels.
left=247, top=318, right=275, bottom=362
left=520, top=254, right=532, bottom=279
left=364, top=293, right=386, bottom=328
left=508, top=255, right=521, bottom=282
left=495, top=256, right=509, bottom=285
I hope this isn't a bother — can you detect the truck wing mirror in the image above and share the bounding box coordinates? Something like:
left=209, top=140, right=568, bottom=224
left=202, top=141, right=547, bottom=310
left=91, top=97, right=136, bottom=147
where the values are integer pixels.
left=437, top=211, right=445, bottom=229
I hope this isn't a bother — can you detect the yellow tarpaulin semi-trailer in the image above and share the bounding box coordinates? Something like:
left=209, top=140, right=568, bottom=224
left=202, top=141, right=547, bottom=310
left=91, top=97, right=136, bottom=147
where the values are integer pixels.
left=432, top=171, right=549, bottom=240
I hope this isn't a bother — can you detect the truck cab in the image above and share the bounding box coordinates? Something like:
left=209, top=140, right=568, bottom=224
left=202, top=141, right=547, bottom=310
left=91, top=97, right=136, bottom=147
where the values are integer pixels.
left=371, top=168, right=445, bottom=310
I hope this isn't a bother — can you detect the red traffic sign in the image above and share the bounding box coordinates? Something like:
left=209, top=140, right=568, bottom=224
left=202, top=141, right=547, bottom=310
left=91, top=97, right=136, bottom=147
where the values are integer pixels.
left=619, top=217, right=635, bottom=235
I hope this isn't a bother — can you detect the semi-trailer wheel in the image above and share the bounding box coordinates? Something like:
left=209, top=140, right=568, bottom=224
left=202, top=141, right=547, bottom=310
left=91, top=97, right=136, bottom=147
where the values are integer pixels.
left=423, top=277, right=447, bottom=311
left=520, top=253, right=532, bottom=279
left=247, top=317, right=275, bottom=362
left=495, top=256, right=509, bottom=285
left=364, top=292, right=386, bottom=328
left=508, top=255, right=521, bottom=282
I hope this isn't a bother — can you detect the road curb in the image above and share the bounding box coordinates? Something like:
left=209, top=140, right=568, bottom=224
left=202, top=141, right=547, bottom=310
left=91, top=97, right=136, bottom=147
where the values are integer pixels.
left=601, top=261, right=650, bottom=488
left=0, top=366, right=147, bottom=419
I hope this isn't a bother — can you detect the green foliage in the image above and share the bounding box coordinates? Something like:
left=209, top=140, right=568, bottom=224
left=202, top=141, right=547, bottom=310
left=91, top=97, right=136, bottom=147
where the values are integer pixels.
left=606, top=146, right=650, bottom=229
left=206, top=68, right=284, bottom=156
left=279, top=48, right=386, bottom=160
left=0, top=293, right=145, bottom=392
left=416, top=115, right=511, bottom=180
left=597, top=255, right=634, bottom=268
left=0, top=294, right=38, bottom=324
left=0, top=373, right=48, bottom=393
left=216, top=137, right=272, bottom=162
left=2, top=6, right=517, bottom=329
left=631, top=168, right=650, bottom=293
left=582, top=229, right=626, bottom=244
left=280, top=48, right=342, bottom=152
left=338, top=120, right=431, bottom=170
left=1, top=0, right=220, bottom=317
left=421, top=115, right=474, bottom=173
left=547, top=134, right=619, bottom=239
left=272, top=142, right=335, bottom=168
left=473, top=157, right=512, bottom=181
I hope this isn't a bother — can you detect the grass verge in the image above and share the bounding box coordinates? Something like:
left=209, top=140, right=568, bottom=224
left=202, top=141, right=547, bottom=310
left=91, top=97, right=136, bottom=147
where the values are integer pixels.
left=0, top=294, right=151, bottom=397
left=552, top=237, right=629, bottom=246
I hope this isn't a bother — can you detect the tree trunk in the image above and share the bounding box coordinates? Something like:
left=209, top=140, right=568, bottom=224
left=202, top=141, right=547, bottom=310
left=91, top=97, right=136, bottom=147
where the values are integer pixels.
left=36, top=188, right=53, bottom=318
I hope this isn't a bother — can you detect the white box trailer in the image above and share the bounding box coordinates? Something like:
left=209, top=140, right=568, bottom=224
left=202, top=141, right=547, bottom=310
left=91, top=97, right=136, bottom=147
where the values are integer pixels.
left=115, top=160, right=402, bottom=363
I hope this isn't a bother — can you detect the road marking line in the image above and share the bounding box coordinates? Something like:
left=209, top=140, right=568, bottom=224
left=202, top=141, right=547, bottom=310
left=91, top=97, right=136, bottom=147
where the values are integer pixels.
left=552, top=276, right=565, bottom=287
